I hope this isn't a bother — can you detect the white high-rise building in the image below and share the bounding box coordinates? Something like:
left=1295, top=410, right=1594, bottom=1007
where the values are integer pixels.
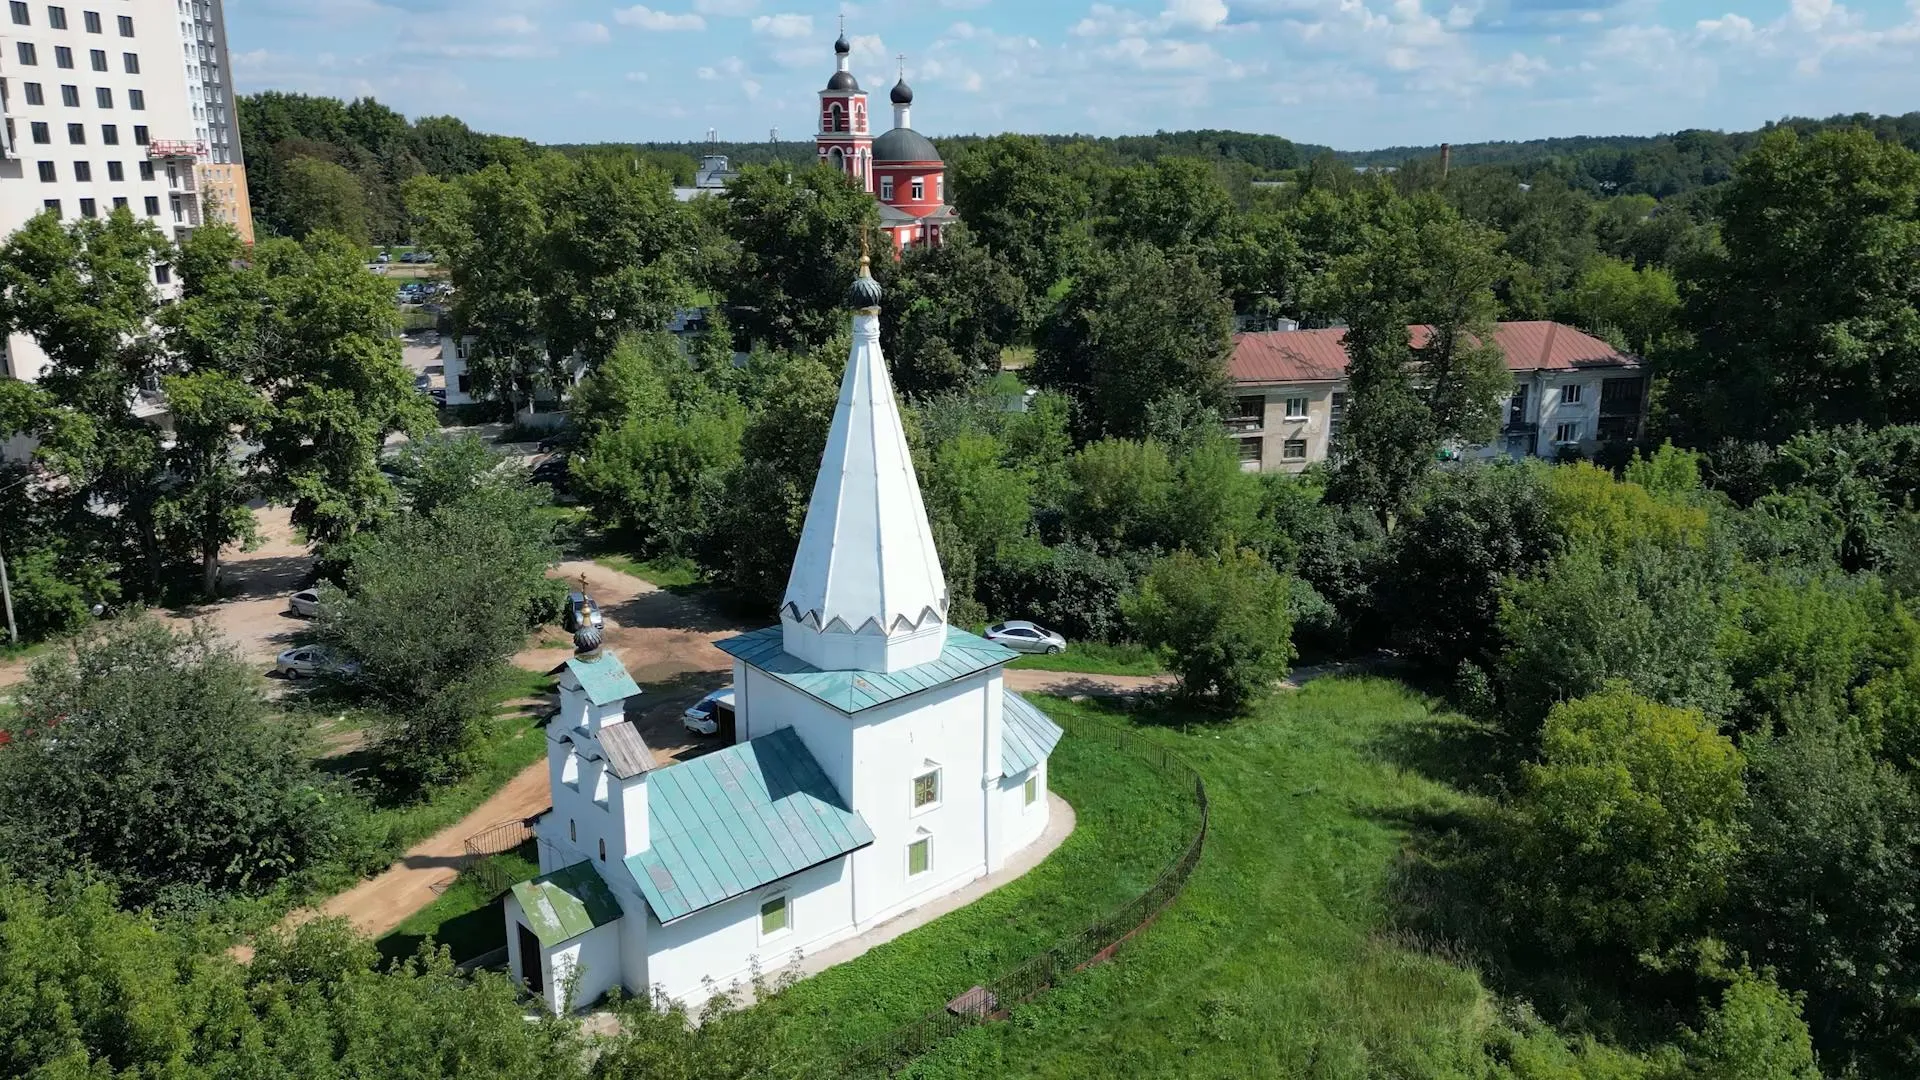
left=0, top=0, right=251, bottom=384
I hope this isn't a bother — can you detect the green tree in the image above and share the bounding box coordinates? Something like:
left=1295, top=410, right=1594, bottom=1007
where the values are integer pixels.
left=1035, top=244, right=1233, bottom=441
left=1098, top=156, right=1235, bottom=254
left=1164, top=435, right=1267, bottom=557
left=541, top=156, right=694, bottom=364
left=720, top=165, right=878, bottom=351
left=1123, top=547, right=1295, bottom=712
left=883, top=227, right=1030, bottom=398
left=281, top=156, right=373, bottom=244
left=254, top=233, right=430, bottom=552
left=948, top=134, right=1093, bottom=298
left=1669, top=128, right=1920, bottom=444
left=1512, top=687, right=1746, bottom=956
left=1568, top=255, right=1682, bottom=356
left=575, top=407, right=745, bottom=558
left=0, top=619, right=345, bottom=907
left=567, top=332, right=676, bottom=440
left=1063, top=437, right=1174, bottom=549
left=320, top=447, right=556, bottom=780
left=1679, top=971, right=1822, bottom=1080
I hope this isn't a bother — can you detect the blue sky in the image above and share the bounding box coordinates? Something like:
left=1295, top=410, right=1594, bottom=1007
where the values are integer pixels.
left=224, top=0, right=1920, bottom=149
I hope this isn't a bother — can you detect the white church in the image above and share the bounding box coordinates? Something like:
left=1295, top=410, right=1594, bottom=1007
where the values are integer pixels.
left=503, top=253, right=1065, bottom=1012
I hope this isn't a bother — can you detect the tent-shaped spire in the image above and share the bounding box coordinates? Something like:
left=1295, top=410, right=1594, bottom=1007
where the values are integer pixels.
left=779, top=251, right=948, bottom=673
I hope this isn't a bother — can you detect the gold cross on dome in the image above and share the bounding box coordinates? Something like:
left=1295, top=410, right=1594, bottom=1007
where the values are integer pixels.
left=896, top=53, right=905, bottom=78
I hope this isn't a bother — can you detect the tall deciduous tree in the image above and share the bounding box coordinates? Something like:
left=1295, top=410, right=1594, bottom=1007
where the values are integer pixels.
left=1123, top=546, right=1295, bottom=712
left=720, top=165, right=877, bottom=352
left=281, top=156, right=373, bottom=245
left=254, top=232, right=429, bottom=552
left=882, top=227, right=1030, bottom=398
left=948, top=134, right=1092, bottom=299
left=1670, top=128, right=1920, bottom=444
left=1035, top=244, right=1233, bottom=441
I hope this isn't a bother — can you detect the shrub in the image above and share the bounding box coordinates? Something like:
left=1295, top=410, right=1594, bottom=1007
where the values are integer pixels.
left=1123, top=547, right=1295, bottom=712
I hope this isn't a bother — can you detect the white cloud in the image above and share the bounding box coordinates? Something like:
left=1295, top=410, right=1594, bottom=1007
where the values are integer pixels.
left=1164, top=0, right=1230, bottom=30
left=1099, top=35, right=1241, bottom=72
left=750, top=13, right=812, bottom=38
left=695, top=0, right=758, bottom=12
left=1690, top=0, right=1920, bottom=74
left=744, top=78, right=764, bottom=98
left=939, top=0, right=991, bottom=7
left=696, top=54, right=747, bottom=79
left=612, top=5, right=706, bottom=31
left=566, top=21, right=613, bottom=43
left=624, top=70, right=650, bottom=81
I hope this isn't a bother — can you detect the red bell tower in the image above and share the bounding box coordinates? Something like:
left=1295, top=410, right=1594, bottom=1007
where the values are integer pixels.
left=816, top=20, right=873, bottom=192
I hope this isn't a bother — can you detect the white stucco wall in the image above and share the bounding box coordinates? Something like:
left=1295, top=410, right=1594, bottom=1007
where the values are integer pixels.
left=999, top=760, right=1050, bottom=856
left=644, top=856, right=854, bottom=1004
left=504, top=893, right=624, bottom=1013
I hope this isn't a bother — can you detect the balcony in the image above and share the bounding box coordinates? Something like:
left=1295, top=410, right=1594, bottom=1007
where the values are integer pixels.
left=1224, top=415, right=1263, bottom=435
left=147, top=139, right=208, bottom=161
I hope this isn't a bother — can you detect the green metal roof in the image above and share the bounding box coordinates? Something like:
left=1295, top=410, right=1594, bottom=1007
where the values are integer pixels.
left=564, top=651, right=642, bottom=706
left=627, top=727, right=874, bottom=923
left=509, top=860, right=625, bottom=947
left=1001, top=689, right=1064, bottom=777
left=714, top=625, right=1018, bottom=714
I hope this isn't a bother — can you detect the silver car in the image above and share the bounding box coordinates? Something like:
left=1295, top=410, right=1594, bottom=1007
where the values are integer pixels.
left=287, top=589, right=321, bottom=618
left=984, top=620, right=1067, bottom=655
left=274, top=646, right=358, bottom=679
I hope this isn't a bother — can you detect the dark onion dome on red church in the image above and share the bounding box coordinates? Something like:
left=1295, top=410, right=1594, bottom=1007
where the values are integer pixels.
left=890, top=77, right=913, bottom=105
left=827, top=68, right=861, bottom=91
left=834, top=29, right=850, bottom=54
left=873, top=127, right=939, bottom=164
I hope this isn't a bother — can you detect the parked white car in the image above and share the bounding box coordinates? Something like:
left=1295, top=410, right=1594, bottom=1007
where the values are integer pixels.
left=274, top=646, right=358, bottom=679
left=682, top=688, right=735, bottom=735
left=287, top=589, right=321, bottom=618
left=984, top=620, right=1067, bottom=655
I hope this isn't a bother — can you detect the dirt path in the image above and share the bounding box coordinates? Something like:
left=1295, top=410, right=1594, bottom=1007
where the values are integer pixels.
left=1001, top=669, right=1176, bottom=695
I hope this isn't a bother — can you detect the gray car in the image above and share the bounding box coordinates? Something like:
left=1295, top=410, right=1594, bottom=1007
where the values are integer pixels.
left=985, top=620, right=1067, bottom=655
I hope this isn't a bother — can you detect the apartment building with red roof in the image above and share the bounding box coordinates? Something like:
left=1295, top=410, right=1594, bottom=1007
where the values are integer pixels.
left=1226, top=321, right=1648, bottom=473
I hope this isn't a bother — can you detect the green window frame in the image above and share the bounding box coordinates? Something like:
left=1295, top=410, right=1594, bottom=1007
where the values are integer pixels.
left=1024, top=775, right=1038, bottom=806
left=760, top=894, right=788, bottom=936
left=907, top=837, right=931, bottom=877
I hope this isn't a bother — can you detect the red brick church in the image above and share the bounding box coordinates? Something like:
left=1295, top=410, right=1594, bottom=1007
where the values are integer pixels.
left=816, top=26, right=956, bottom=251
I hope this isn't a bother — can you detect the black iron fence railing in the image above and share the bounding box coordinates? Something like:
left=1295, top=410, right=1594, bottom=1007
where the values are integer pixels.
left=463, top=817, right=538, bottom=897
left=833, top=729, right=1210, bottom=1078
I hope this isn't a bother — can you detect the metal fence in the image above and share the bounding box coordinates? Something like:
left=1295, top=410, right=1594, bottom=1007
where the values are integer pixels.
left=834, top=731, right=1210, bottom=1078
left=462, top=817, right=538, bottom=897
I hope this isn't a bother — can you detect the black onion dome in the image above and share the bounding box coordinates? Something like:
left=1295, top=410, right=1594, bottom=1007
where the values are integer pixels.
left=846, top=263, right=883, bottom=309
left=834, top=31, right=850, bottom=54
left=573, top=622, right=603, bottom=656
left=826, top=70, right=860, bottom=91
left=872, top=127, right=940, bottom=163
left=890, top=78, right=913, bottom=105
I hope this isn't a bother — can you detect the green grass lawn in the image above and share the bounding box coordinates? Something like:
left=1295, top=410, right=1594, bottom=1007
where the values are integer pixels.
left=1006, top=641, right=1165, bottom=677
left=872, top=679, right=1639, bottom=1078
left=756, top=703, right=1198, bottom=1068
left=593, top=552, right=705, bottom=590
left=377, top=840, right=539, bottom=966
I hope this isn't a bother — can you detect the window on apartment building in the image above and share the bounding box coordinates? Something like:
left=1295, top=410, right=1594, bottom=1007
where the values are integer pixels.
left=105, top=159, right=120, bottom=180
left=1597, top=415, right=1634, bottom=443
left=46, top=4, right=64, bottom=29
left=42, top=199, right=61, bottom=215
left=1230, top=394, right=1263, bottom=428
left=95, top=87, right=111, bottom=108
left=143, top=195, right=158, bottom=215
left=122, top=51, right=138, bottom=74
left=54, top=45, right=73, bottom=69
left=907, top=836, right=932, bottom=877
left=759, top=894, right=789, bottom=936
left=153, top=264, right=169, bottom=284
left=37, top=160, right=56, bottom=181
left=101, top=123, right=116, bottom=144
left=66, top=122, right=83, bottom=143
left=81, top=8, right=97, bottom=32
left=1285, top=396, right=1308, bottom=420
left=77, top=197, right=95, bottom=218
left=1508, top=385, right=1528, bottom=426
left=1329, top=391, right=1347, bottom=441
left=1559, top=383, right=1582, bottom=405
left=910, top=178, right=924, bottom=200
left=111, top=195, right=125, bottom=209
left=138, top=159, right=152, bottom=180
left=1554, top=422, right=1580, bottom=444
left=18, top=41, right=38, bottom=65
left=132, top=124, right=147, bottom=145
left=90, top=49, right=106, bottom=71
left=879, top=176, right=894, bottom=201
left=31, top=121, right=50, bottom=143
left=60, top=84, right=78, bottom=106
left=1237, top=437, right=1262, bottom=465
left=1600, top=376, right=1643, bottom=413
left=9, top=1, right=26, bottom=24
left=117, top=12, right=131, bottom=35
left=24, top=82, right=44, bottom=105
left=72, top=159, right=89, bottom=180
left=1282, top=439, right=1309, bottom=461
left=128, top=88, right=144, bottom=110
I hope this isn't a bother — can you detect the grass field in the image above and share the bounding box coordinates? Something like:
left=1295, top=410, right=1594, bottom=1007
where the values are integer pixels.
left=593, top=552, right=705, bottom=590
left=876, top=679, right=1637, bottom=1078
left=1006, top=641, right=1165, bottom=677
left=757, top=702, right=1198, bottom=1066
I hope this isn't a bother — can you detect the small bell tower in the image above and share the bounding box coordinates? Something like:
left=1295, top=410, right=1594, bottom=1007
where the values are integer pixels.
left=816, top=17, right=873, bottom=192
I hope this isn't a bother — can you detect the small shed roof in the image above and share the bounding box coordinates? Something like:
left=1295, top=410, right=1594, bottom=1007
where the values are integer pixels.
left=510, top=860, right=624, bottom=947
left=599, top=720, right=657, bottom=779
left=626, top=727, right=873, bottom=923
left=714, top=625, right=1017, bottom=715
left=1001, top=689, right=1064, bottom=777
left=563, top=651, right=642, bottom=706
